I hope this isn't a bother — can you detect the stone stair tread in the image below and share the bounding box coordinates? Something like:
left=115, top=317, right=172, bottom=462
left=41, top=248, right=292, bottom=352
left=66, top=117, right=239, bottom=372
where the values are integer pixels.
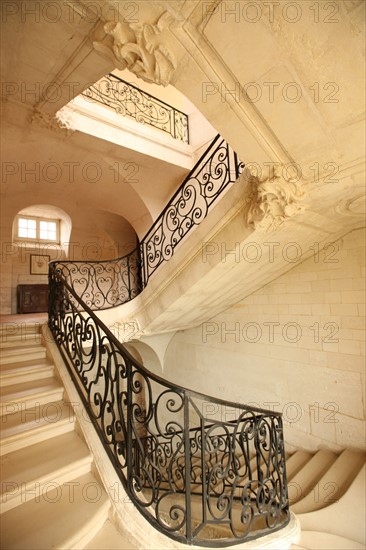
left=291, top=449, right=365, bottom=514
left=0, top=473, right=110, bottom=550
left=297, top=464, right=365, bottom=544
left=0, top=323, right=41, bottom=336
left=0, top=334, right=41, bottom=345
left=0, top=400, right=72, bottom=437
left=0, top=342, right=44, bottom=354
left=288, top=450, right=337, bottom=504
left=0, top=401, right=75, bottom=456
left=0, top=346, right=46, bottom=365
left=298, top=531, right=365, bottom=550
left=286, top=450, right=313, bottom=481
left=0, top=359, right=54, bottom=386
left=0, top=328, right=40, bottom=336
left=0, top=335, right=42, bottom=348
left=0, top=357, right=52, bottom=375
left=0, top=378, right=61, bottom=401
left=1, top=431, right=92, bottom=497
left=85, top=520, right=138, bottom=549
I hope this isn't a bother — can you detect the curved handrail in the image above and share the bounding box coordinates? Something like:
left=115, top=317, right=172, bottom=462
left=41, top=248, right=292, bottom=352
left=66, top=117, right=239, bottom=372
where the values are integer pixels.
left=51, top=246, right=142, bottom=310
left=82, top=73, right=189, bottom=144
left=48, top=264, right=290, bottom=546
left=50, top=134, right=245, bottom=310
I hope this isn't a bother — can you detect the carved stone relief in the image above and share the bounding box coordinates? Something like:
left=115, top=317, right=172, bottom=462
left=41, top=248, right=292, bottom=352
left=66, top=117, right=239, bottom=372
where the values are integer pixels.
left=93, top=12, right=176, bottom=86
left=31, top=107, right=75, bottom=136
left=244, top=166, right=305, bottom=231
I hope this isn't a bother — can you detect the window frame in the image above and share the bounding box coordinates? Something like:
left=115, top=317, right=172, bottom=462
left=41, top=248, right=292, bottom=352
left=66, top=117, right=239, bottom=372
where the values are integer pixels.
left=15, top=215, right=60, bottom=244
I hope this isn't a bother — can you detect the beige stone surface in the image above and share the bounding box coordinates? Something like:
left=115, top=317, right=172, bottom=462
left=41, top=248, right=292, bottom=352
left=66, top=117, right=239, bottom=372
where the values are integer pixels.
left=0, top=1, right=365, bottom=544
left=163, top=229, right=366, bottom=451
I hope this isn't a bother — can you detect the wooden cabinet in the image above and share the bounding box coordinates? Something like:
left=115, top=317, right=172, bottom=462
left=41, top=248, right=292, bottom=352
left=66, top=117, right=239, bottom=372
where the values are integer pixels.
left=17, top=284, right=49, bottom=314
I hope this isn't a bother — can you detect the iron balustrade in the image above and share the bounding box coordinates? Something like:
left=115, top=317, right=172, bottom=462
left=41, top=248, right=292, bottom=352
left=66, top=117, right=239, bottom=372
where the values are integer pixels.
left=51, top=134, right=245, bottom=310
left=140, top=134, right=244, bottom=284
left=82, top=73, right=189, bottom=144
left=51, top=247, right=142, bottom=310
left=48, top=265, right=290, bottom=546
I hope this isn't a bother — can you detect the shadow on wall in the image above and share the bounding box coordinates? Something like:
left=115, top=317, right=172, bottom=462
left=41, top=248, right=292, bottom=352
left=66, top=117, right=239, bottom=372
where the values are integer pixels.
left=125, top=341, right=162, bottom=375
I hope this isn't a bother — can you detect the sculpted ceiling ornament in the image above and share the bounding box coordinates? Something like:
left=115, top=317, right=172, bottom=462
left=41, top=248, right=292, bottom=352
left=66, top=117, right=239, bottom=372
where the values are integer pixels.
left=244, top=166, right=305, bottom=232
left=94, top=12, right=176, bottom=86
left=31, top=107, right=75, bottom=136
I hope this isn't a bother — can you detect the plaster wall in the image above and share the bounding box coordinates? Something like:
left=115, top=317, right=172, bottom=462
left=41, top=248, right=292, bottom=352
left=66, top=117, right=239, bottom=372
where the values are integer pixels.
left=1, top=205, right=138, bottom=314
left=164, top=228, right=366, bottom=452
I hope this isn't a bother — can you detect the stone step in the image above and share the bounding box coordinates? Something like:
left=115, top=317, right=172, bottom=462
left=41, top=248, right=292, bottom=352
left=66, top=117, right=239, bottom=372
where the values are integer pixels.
left=288, top=450, right=337, bottom=505
left=85, top=520, right=138, bottom=550
left=0, top=344, right=46, bottom=365
left=0, top=378, right=64, bottom=417
left=0, top=333, right=42, bottom=348
left=0, top=358, right=54, bottom=387
left=0, top=323, right=41, bottom=339
left=297, top=464, right=365, bottom=545
left=298, top=531, right=364, bottom=550
left=286, top=450, right=313, bottom=481
left=0, top=400, right=75, bottom=456
left=292, top=449, right=366, bottom=514
left=1, top=431, right=93, bottom=513
left=0, top=472, right=110, bottom=550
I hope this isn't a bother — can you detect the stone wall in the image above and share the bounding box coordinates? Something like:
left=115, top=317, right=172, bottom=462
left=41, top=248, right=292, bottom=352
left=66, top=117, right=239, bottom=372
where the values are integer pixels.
left=164, top=228, right=366, bottom=452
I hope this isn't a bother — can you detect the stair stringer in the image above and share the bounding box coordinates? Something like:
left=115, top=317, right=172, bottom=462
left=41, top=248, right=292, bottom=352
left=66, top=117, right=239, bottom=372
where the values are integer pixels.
left=43, top=324, right=301, bottom=550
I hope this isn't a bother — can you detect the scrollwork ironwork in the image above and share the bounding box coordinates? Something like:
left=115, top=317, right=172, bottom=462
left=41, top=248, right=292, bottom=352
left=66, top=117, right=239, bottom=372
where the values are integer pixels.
left=49, top=265, right=289, bottom=546
left=51, top=247, right=142, bottom=310
left=140, top=134, right=245, bottom=283
left=82, top=73, right=189, bottom=144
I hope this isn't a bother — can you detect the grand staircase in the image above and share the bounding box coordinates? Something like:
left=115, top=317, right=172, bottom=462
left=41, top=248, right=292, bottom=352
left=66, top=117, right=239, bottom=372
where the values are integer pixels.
left=0, top=320, right=365, bottom=549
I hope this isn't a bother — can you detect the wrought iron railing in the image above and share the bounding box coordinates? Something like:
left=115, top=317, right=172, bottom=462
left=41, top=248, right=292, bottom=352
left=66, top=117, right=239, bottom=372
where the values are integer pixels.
left=82, top=73, right=189, bottom=144
left=52, top=134, right=245, bottom=310
left=140, top=134, right=244, bottom=284
left=52, top=247, right=142, bottom=310
left=48, top=265, right=290, bottom=546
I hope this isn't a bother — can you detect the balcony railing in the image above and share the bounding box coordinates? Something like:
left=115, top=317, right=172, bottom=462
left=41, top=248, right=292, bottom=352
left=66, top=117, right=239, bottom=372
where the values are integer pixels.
left=48, top=264, right=290, bottom=546
left=52, top=134, right=244, bottom=310
left=82, top=73, right=189, bottom=144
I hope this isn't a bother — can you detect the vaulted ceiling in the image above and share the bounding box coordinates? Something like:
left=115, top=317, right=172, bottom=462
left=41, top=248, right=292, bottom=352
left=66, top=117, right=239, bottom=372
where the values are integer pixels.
left=1, top=0, right=365, bottom=327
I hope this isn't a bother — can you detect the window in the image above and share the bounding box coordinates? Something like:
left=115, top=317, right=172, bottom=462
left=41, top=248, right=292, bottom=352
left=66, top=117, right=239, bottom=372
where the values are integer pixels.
left=16, top=215, right=60, bottom=243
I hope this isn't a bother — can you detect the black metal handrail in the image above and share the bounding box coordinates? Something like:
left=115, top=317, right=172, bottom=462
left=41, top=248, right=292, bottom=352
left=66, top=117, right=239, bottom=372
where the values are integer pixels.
left=51, top=247, right=142, bottom=310
left=51, top=134, right=245, bottom=310
left=48, top=265, right=289, bottom=546
left=140, top=134, right=244, bottom=284
left=82, top=73, right=189, bottom=144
